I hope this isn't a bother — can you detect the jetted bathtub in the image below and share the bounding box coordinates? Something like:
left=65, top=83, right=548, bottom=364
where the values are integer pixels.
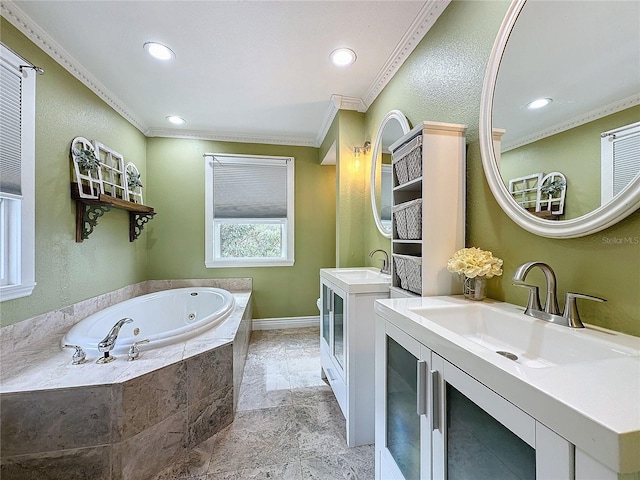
left=61, top=287, right=235, bottom=355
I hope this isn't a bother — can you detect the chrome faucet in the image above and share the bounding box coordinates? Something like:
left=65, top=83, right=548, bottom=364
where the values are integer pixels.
left=369, top=249, right=390, bottom=275
left=97, top=317, right=133, bottom=363
left=512, top=261, right=605, bottom=328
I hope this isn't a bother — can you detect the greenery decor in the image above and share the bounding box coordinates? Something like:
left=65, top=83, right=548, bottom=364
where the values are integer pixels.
left=72, top=147, right=100, bottom=173
left=540, top=178, right=566, bottom=196
left=127, top=170, right=143, bottom=189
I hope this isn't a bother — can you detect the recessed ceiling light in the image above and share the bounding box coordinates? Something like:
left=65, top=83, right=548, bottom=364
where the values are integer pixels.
left=166, top=115, right=185, bottom=125
left=526, top=98, right=552, bottom=110
left=144, top=42, right=175, bottom=61
left=330, top=48, right=357, bottom=67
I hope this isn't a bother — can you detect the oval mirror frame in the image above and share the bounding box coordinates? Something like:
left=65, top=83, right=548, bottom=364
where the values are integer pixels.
left=370, top=110, right=411, bottom=237
left=479, top=0, right=640, bottom=239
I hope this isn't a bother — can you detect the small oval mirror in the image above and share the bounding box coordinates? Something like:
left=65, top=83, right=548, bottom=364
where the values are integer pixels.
left=371, top=110, right=411, bottom=237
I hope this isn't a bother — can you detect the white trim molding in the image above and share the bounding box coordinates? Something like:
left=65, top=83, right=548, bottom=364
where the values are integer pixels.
left=252, top=316, right=319, bottom=331
left=362, top=0, right=452, bottom=107
left=2, top=0, right=447, bottom=148
left=146, top=128, right=317, bottom=147
left=502, top=94, right=640, bottom=152
left=1, top=1, right=146, bottom=133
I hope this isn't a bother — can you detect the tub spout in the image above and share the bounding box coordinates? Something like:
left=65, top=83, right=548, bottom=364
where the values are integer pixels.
left=97, top=318, right=133, bottom=363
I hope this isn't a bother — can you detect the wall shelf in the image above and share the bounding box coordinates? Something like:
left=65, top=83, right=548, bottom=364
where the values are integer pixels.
left=71, top=183, right=155, bottom=242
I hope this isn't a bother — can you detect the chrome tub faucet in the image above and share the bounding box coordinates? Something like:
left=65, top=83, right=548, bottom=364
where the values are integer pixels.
left=97, top=317, right=133, bottom=363
left=512, top=261, right=605, bottom=328
left=369, top=249, right=390, bottom=275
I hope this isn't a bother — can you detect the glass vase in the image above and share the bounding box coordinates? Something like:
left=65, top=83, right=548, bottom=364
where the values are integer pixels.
left=463, top=276, right=486, bottom=301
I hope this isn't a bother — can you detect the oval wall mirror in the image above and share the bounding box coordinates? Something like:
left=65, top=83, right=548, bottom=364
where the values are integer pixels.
left=479, top=0, right=640, bottom=238
left=370, top=110, right=411, bottom=237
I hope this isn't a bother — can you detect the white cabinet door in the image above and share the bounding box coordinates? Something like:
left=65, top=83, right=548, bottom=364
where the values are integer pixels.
left=376, top=320, right=433, bottom=480
left=376, top=315, right=574, bottom=480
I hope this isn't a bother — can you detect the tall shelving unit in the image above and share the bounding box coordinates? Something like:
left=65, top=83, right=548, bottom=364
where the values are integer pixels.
left=389, top=121, right=467, bottom=298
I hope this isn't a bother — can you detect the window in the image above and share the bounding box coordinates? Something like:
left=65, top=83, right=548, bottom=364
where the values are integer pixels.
left=204, top=153, right=294, bottom=267
left=0, top=44, right=36, bottom=301
left=601, top=121, right=640, bottom=204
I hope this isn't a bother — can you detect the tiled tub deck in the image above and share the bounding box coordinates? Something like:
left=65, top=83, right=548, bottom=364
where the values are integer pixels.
left=0, top=279, right=252, bottom=480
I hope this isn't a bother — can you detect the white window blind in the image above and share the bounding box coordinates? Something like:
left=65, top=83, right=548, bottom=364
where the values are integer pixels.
left=601, top=121, right=640, bottom=203
left=204, top=153, right=294, bottom=268
left=0, top=43, right=37, bottom=301
left=213, top=159, right=288, bottom=219
left=612, top=133, right=640, bottom=196
left=0, top=59, right=22, bottom=196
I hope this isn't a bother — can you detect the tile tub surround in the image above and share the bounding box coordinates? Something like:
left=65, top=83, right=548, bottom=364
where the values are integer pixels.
left=0, top=279, right=252, bottom=480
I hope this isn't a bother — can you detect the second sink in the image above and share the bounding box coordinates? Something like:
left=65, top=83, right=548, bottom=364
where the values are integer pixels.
left=409, top=303, right=640, bottom=368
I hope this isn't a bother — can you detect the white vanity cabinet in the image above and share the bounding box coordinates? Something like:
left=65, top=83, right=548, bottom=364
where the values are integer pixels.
left=319, top=268, right=390, bottom=447
left=375, top=297, right=640, bottom=480
left=389, top=121, right=466, bottom=298
left=376, top=318, right=574, bottom=480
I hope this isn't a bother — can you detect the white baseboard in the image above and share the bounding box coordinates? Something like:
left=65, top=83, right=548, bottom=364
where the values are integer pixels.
left=252, top=315, right=320, bottom=331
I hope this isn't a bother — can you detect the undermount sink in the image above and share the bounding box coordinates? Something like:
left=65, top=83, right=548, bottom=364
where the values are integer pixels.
left=409, top=303, right=640, bottom=369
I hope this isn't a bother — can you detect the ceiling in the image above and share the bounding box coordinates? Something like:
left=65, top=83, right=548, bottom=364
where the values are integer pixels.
left=3, top=0, right=449, bottom=147
left=493, top=0, right=640, bottom=151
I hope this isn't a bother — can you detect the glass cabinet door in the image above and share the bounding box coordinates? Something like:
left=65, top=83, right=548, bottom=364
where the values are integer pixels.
left=386, top=336, right=421, bottom=479
left=445, top=384, right=535, bottom=480
left=436, top=358, right=537, bottom=480
left=321, top=283, right=331, bottom=346
left=332, top=291, right=345, bottom=369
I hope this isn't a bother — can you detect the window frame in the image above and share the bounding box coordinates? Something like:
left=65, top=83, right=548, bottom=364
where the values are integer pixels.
left=0, top=44, right=36, bottom=302
left=204, top=153, right=294, bottom=268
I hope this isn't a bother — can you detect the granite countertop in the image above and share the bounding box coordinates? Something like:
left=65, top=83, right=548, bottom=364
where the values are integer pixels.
left=375, top=295, right=640, bottom=474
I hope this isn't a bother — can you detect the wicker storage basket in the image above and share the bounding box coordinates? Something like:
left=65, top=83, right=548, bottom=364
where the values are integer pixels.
left=392, top=254, right=422, bottom=294
left=392, top=135, right=422, bottom=186
left=392, top=199, right=422, bottom=240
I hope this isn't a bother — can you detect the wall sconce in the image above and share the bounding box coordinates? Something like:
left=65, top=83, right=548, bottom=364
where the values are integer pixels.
left=354, top=141, right=371, bottom=158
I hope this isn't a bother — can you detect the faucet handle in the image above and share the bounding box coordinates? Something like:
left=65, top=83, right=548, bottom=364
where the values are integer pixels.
left=63, top=344, right=87, bottom=365
left=563, top=292, right=606, bottom=328
left=513, top=283, right=542, bottom=314
left=128, top=339, right=150, bottom=361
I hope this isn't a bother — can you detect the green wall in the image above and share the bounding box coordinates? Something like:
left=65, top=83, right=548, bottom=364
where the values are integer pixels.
left=3, top=0, right=639, bottom=336
left=500, top=106, right=640, bottom=219
left=0, top=19, right=148, bottom=327
left=359, top=0, right=639, bottom=336
left=144, top=138, right=335, bottom=320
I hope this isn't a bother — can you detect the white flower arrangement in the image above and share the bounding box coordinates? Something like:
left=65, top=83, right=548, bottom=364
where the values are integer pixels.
left=447, top=247, right=503, bottom=279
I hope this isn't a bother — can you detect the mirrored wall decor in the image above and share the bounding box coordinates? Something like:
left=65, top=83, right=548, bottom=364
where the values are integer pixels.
left=479, top=0, right=640, bottom=238
left=371, top=110, right=411, bottom=237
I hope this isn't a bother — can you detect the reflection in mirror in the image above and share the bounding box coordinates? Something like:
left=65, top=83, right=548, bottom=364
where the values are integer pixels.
left=479, top=0, right=640, bottom=238
left=371, top=110, right=411, bottom=237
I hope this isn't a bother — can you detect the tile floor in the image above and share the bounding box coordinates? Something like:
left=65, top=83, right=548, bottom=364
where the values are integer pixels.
left=153, top=327, right=375, bottom=479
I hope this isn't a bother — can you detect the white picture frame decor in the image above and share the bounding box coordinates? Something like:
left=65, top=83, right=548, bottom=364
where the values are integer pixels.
left=125, top=162, right=143, bottom=204
left=70, top=136, right=102, bottom=199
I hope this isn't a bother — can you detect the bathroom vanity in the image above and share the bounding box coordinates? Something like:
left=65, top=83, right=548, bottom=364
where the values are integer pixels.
left=374, top=296, right=640, bottom=480
left=319, top=267, right=391, bottom=447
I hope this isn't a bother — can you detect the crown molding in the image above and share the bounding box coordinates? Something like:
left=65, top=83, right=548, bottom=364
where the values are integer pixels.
left=502, top=94, right=640, bottom=152
left=146, top=128, right=317, bottom=147
left=2, top=0, right=446, bottom=148
left=362, top=0, right=451, bottom=107
left=1, top=0, right=147, bottom=133
left=314, top=95, right=367, bottom=147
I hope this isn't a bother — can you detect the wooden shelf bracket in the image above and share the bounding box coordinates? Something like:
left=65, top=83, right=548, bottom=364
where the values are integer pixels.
left=76, top=202, right=111, bottom=242
left=129, top=212, right=156, bottom=242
